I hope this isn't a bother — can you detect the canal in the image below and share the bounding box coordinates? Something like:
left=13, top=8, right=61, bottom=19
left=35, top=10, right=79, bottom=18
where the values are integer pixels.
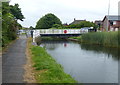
left=40, top=40, right=118, bottom=83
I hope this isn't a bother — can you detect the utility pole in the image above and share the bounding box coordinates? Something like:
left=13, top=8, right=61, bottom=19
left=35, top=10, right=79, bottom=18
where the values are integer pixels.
left=107, top=0, right=110, bottom=31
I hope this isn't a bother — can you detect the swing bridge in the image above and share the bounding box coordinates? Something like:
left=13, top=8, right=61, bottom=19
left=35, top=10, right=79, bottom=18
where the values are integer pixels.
left=32, top=29, right=89, bottom=38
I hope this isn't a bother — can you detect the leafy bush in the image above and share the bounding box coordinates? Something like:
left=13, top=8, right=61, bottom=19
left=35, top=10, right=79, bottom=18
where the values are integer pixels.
left=2, top=2, right=24, bottom=47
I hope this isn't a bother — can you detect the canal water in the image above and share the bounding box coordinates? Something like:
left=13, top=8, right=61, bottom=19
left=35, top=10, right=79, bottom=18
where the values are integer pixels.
left=40, top=40, right=119, bottom=83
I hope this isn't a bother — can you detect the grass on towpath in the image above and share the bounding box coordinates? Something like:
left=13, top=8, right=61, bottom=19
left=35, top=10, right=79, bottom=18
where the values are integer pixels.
left=29, top=38, right=77, bottom=83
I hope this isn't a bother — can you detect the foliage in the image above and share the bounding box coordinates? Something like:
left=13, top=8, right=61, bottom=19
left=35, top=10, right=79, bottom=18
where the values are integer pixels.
left=78, top=21, right=94, bottom=28
left=81, top=31, right=119, bottom=47
left=2, top=2, right=24, bottom=47
left=65, top=21, right=98, bottom=29
left=17, top=23, right=22, bottom=29
left=31, top=45, right=76, bottom=83
left=10, top=3, right=25, bottom=21
left=29, top=26, right=34, bottom=29
left=2, top=2, right=10, bottom=15
left=52, top=24, right=62, bottom=28
left=36, top=13, right=62, bottom=29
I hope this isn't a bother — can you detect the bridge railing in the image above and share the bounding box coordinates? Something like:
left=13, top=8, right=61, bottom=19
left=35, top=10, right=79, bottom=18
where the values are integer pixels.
left=35, top=29, right=87, bottom=34
left=33, top=29, right=88, bottom=39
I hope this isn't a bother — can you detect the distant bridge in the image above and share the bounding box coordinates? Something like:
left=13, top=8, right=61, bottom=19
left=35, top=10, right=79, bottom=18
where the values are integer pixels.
left=32, top=29, right=88, bottom=38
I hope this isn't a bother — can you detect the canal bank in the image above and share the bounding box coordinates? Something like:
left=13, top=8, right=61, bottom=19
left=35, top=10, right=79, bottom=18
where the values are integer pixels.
left=69, top=31, right=120, bottom=48
left=28, top=38, right=76, bottom=83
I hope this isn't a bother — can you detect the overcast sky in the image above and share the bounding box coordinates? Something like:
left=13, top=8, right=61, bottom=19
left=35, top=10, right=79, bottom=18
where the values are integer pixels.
left=10, top=0, right=119, bottom=28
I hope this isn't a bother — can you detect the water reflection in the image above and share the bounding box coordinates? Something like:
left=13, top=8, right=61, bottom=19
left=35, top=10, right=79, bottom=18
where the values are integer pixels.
left=80, top=43, right=119, bottom=60
left=41, top=40, right=69, bottom=50
left=64, top=43, right=67, bottom=47
left=41, top=40, right=119, bottom=60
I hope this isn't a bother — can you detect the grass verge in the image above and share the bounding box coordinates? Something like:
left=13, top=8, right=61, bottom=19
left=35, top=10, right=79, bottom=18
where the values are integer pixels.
left=29, top=38, right=76, bottom=83
left=24, top=37, right=36, bottom=83
left=68, top=36, right=81, bottom=41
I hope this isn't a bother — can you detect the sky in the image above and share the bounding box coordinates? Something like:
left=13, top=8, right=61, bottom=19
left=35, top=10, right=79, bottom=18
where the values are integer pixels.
left=10, top=0, right=119, bottom=28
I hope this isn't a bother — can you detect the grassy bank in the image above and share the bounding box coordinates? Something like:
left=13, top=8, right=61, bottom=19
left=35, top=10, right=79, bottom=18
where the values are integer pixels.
left=30, top=39, right=76, bottom=83
left=81, top=31, right=119, bottom=47
left=68, top=36, right=81, bottom=41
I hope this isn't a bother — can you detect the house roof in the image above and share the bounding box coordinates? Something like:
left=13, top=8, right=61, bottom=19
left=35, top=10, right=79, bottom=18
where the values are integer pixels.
left=103, top=15, right=120, bottom=21
left=95, top=20, right=102, bottom=23
left=95, top=20, right=102, bottom=22
left=70, top=20, right=86, bottom=25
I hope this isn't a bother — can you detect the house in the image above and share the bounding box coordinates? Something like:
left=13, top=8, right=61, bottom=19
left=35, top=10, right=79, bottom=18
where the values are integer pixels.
left=94, top=20, right=103, bottom=28
left=69, top=18, right=86, bottom=25
left=102, top=15, right=120, bottom=31
left=63, top=23, right=68, bottom=26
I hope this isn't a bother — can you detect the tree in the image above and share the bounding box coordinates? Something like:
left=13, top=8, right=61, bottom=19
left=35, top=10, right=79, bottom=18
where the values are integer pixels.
left=78, top=21, right=94, bottom=28
left=69, top=21, right=98, bottom=29
left=17, top=23, right=22, bottom=29
left=29, top=26, right=34, bottom=29
left=52, top=24, right=62, bottom=28
left=10, top=4, right=25, bottom=21
left=2, top=2, right=24, bottom=47
left=36, top=13, right=62, bottom=29
left=2, top=2, right=10, bottom=15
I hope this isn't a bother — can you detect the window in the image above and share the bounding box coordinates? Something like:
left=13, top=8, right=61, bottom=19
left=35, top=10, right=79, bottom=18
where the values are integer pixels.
left=113, top=21, right=116, bottom=25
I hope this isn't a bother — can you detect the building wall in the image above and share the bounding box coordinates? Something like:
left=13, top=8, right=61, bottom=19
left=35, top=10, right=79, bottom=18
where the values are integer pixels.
left=116, top=21, right=120, bottom=27
left=108, top=21, right=120, bottom=31
left=102, top=16, right=120, bottom=31
left=102, top=18, right=110, bottom=31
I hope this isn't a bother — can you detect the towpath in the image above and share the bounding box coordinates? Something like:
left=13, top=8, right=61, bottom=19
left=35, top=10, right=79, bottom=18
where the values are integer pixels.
left=2, top=35, right=27, bottom=83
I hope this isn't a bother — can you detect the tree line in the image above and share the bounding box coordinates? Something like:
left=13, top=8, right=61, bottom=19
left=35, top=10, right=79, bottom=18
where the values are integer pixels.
left=2, top=2, right=24, bottom=47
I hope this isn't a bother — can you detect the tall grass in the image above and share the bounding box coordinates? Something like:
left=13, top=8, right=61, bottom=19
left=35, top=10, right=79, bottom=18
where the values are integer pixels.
left=31, top=45, right=76, bottom=83
left=81, top=31, right=119, bottom=47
